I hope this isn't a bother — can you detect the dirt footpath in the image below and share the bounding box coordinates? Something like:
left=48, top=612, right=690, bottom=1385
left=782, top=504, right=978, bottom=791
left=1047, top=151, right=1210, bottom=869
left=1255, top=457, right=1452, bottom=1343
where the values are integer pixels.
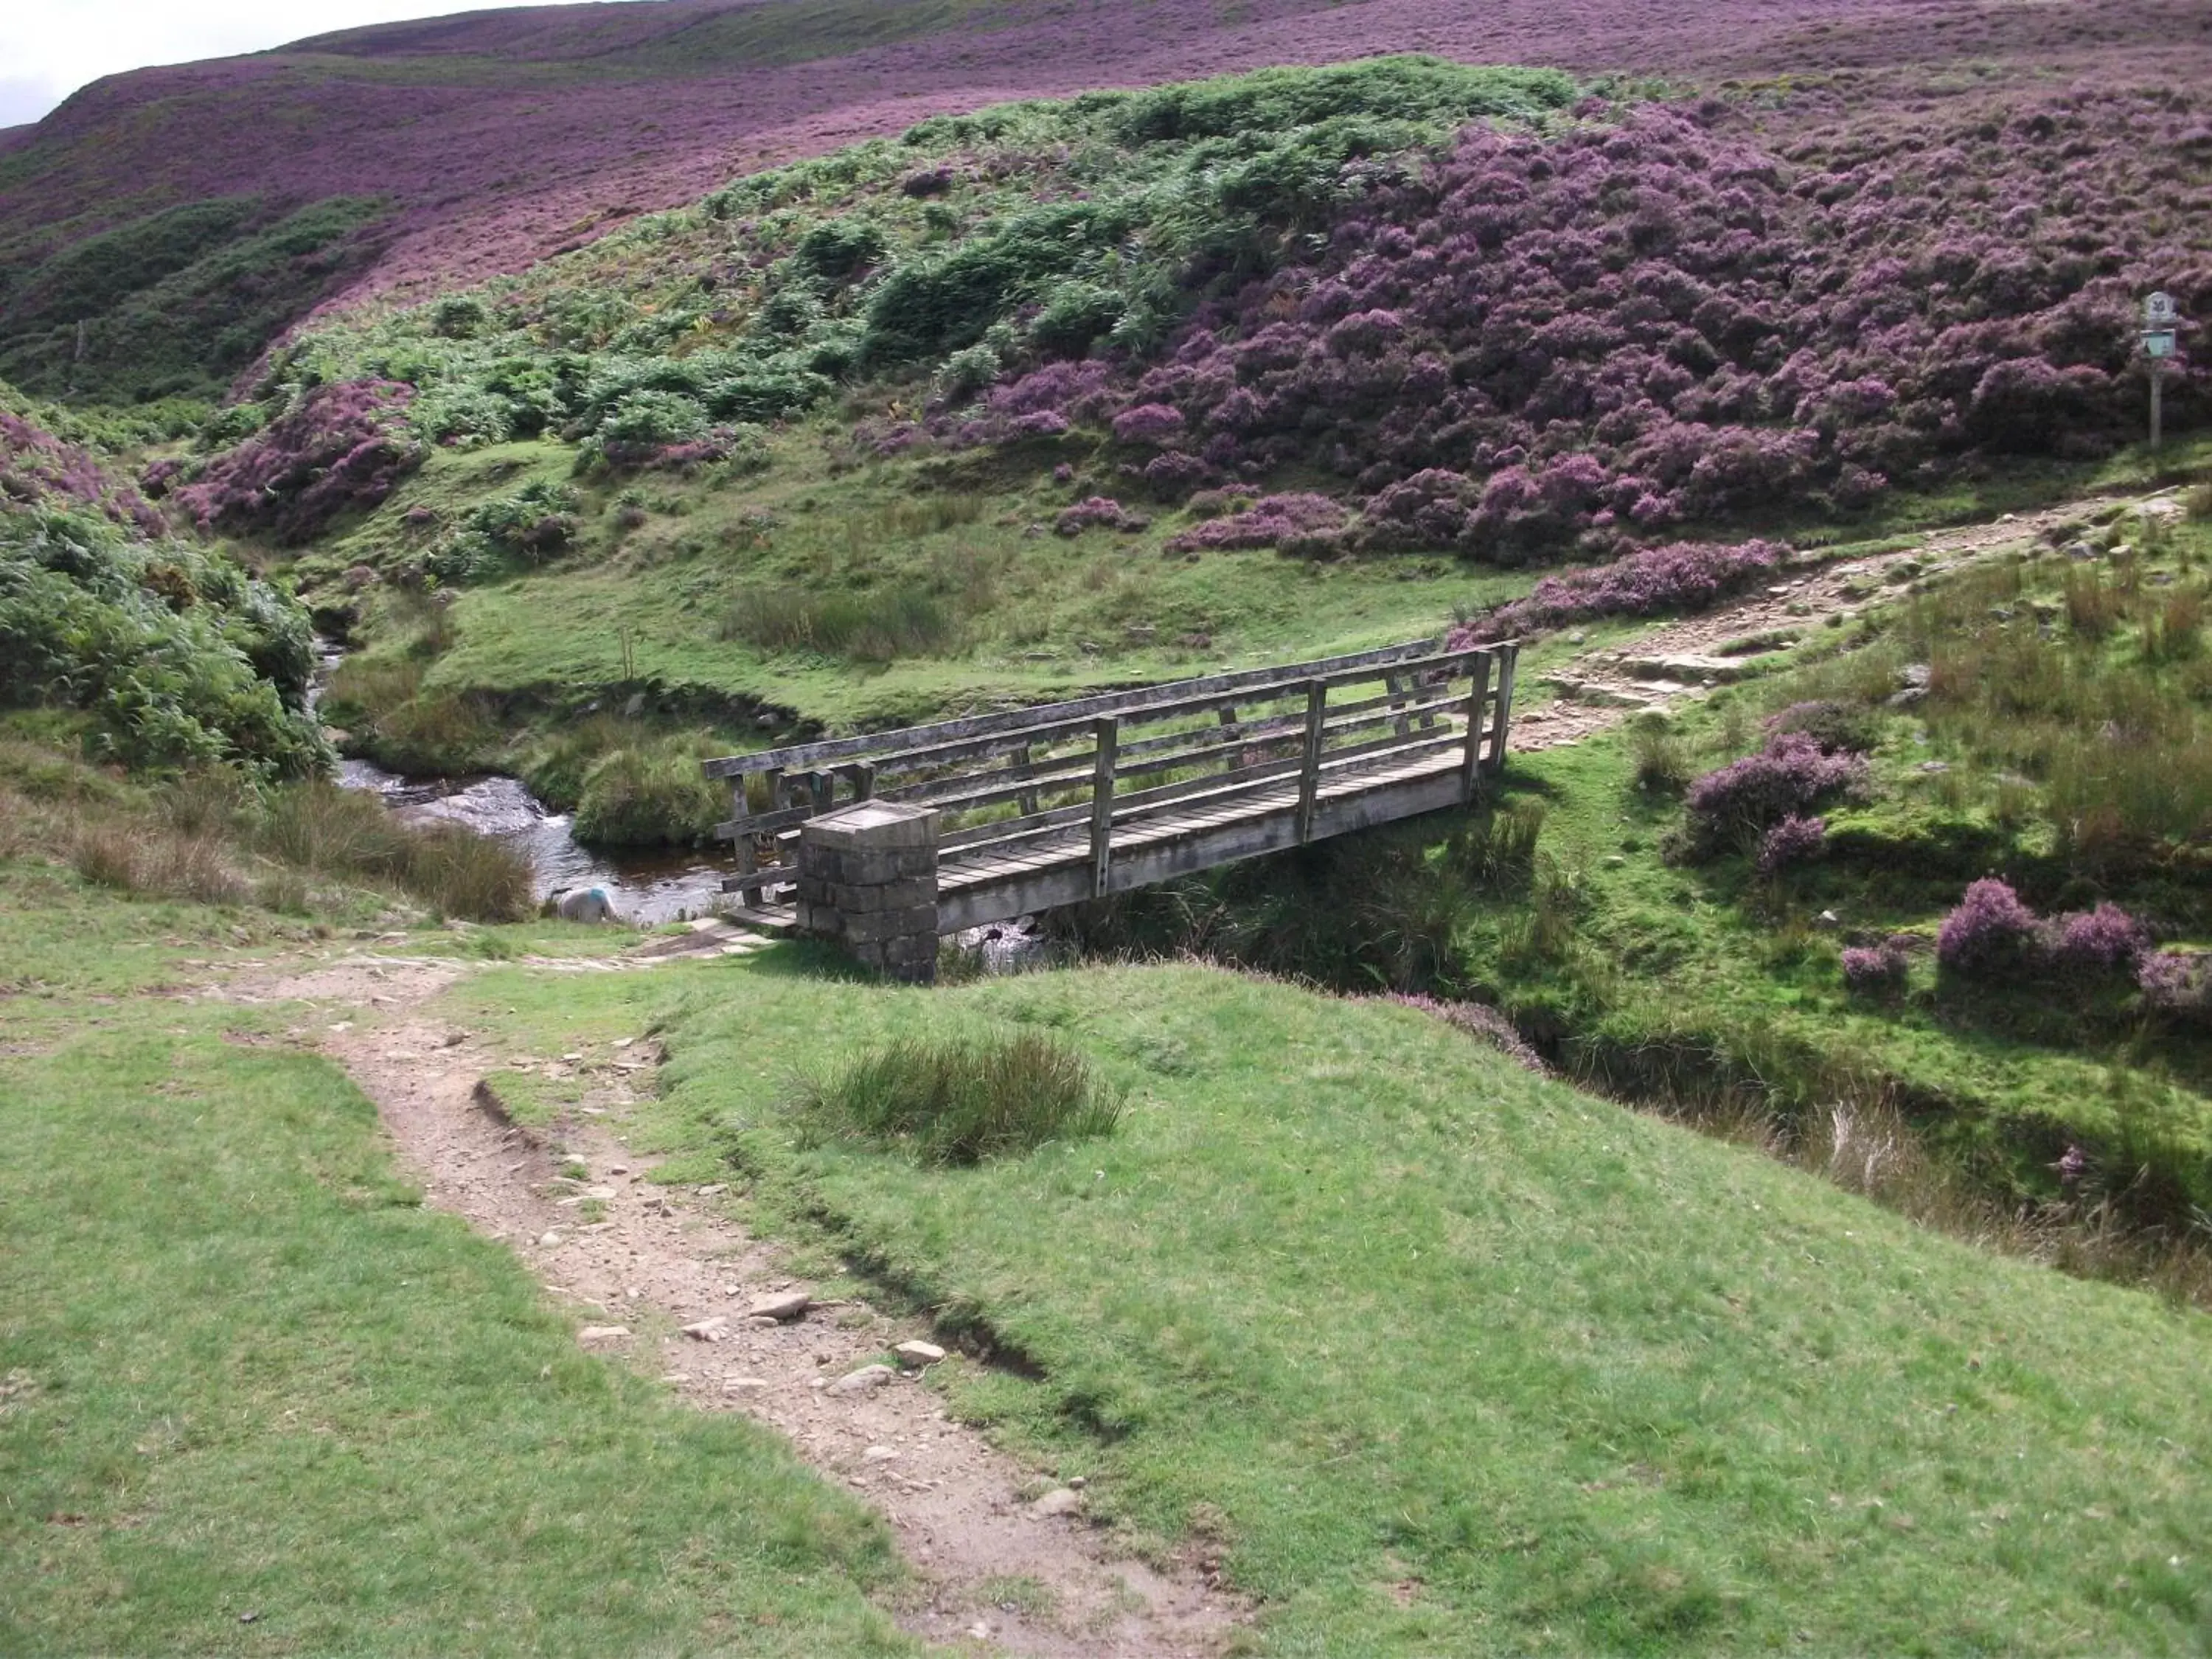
left=1513, top=499, right=2102, bottom=750
left=215, top=946, right=1245, bottom=1659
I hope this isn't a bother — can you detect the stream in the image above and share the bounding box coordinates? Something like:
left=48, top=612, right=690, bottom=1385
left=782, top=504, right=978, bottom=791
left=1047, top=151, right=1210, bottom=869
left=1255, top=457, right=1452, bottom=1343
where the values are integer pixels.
left=314, top=644, right=729, bottom=924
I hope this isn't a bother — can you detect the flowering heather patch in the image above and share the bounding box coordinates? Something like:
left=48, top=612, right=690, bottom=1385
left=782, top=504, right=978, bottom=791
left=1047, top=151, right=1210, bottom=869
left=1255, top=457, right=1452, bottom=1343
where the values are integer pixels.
left=1054, top=497, right=1150, bottom=536
left=1935, top=880, right=2043, bottom=978
left=1755, top=814, right=1826, bottom=877
left=1111, top=404, right=1189, bottom=446
left=1102, top=88, right=2206, bottom=560
left=2, top=0, right=2198, bottom=329
left=1165, top=493, right=1346, bottom=554
left=173, top=382, right=423, bottom=546
left=1683, top=734, right=1866, bottom=857
left=1385, top=993, right=1548, bottom=1074
left=2140, top=950, right=2212, bottom=1029
left=2051, top=903, right=2148, bottom=976
left=1451, top=540, right=1781, bottom=644
left=1840, top=945, right=1910, bottom=995
left=0, top=400, right=167, bottom=535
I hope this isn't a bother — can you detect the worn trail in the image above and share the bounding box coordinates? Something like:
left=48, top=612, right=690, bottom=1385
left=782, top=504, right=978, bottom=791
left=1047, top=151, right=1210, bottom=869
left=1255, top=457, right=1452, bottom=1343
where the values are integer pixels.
left=1513, top=499, right=2111, bottom=750
left=210, top=942, right=1244, bottom=1659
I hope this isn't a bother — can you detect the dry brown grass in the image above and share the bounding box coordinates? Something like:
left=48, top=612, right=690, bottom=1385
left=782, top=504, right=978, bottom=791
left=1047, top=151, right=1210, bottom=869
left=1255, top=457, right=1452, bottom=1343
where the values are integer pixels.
left=68, top=821, right=248, bottom=906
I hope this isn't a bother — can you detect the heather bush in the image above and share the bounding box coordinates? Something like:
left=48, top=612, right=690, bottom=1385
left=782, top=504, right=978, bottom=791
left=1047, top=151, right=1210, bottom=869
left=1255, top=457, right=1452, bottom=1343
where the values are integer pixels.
left=1054, top=496, right=1150, bottom=536
left=1754, top=813, right=1826, bottom=877
left=1683, top=734, right=1867, bottom=858
left=1112, top=403, right=1189, bottom=447
left=1, top=395, right=170, bottom=537
left=1165, top=493, right=1343, bottom=553
left=2048, top=904, right=2147, bottom=978
left=174, top=380, right=423, bottom=546
left=1935, top=879, right=2042, bottom=978
left=2139, top=951, right=2212, bottom=1031
left=1840, top=945, right=1910, bottom=996
left=1453, top=540, right=1781, bottom=644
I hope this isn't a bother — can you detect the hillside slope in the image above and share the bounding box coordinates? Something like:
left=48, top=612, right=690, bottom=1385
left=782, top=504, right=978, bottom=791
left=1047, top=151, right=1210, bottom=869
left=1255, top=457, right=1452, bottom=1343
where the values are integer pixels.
left=2, top=0, right=2206, bottom=402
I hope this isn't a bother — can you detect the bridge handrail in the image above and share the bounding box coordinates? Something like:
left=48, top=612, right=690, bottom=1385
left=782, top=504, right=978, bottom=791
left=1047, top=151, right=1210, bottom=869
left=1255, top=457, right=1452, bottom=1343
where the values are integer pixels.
left=710, top=639, right=1517, bottom=906
left=700, top=636, right=1450, bottom=780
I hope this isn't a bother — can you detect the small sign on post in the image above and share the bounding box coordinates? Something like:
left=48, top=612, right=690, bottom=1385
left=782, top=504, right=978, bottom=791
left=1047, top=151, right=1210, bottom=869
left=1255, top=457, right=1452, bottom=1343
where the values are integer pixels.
left=2141, top=292, right=2180, bottom=452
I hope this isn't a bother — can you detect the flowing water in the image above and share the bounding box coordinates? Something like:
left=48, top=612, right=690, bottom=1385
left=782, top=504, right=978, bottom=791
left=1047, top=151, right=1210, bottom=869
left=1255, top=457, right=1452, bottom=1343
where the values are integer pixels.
left=315, top=644, right=728, bottom=924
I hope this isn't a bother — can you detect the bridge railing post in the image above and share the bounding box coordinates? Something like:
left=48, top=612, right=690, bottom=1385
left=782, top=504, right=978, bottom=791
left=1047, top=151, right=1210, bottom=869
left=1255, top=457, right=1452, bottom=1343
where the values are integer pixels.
left=1295, top=679, right=1326, bottom=844
left=1461, top=650, right=1494, bottom=804
left=1486, top=643, right=1517, bottom=774
left=1090, top=717, right=1118, bottom=897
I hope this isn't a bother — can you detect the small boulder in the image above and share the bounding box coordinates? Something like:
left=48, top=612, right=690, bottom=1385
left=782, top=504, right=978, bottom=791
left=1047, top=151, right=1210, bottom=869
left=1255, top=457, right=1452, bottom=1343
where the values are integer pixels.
left=828, top=1364, right=896, bottom=1397
left=894, top=1340, right=947, bottom=1368
left=682, top=1318, right=731, bottom=1343
left=748, top=1290, right=812, bottom=1323
left=1031, top=1487, right=1085, bottom=1517
left=578, top=1325, right=631, bottom=1345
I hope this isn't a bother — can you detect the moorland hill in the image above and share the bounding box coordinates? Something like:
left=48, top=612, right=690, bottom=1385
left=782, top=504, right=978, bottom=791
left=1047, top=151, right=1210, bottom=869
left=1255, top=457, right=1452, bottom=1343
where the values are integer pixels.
left=1, top=0, right=2205, bottom=403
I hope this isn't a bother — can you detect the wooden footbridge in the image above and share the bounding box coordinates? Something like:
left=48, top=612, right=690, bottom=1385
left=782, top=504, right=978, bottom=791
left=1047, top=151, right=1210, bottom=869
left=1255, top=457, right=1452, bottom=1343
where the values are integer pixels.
left=701, top=636, right=1517, bottom=945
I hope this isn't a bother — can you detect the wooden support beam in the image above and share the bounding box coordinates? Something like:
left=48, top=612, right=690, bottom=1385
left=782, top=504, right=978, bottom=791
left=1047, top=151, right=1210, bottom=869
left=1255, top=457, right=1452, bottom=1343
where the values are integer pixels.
left=1461, top=650, right=1493, bottom=804
left=1295, top=680, right=1326, bottom=845
left=1013, top=742, right=1040, bottom=817
left=1486, top=645, right=1517, bottom=774
left=1090, top=717, right=1118, bottom=897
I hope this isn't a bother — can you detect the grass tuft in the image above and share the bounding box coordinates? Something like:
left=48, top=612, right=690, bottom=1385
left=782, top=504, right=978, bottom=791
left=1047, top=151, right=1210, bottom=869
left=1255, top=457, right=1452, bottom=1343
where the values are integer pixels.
left=722, top=582, right=966, bottom=662
left=795, top=1031, right=1122, bottom=1165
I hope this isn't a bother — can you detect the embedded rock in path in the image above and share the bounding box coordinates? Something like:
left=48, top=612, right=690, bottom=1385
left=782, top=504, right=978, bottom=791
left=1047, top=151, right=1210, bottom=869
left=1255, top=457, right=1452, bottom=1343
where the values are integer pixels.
left=748, top=1290, right=812, bottom=1322
left=578, top=1325, right=631, bottom=1344
left=828, top=1363, right=896, bottom=1397
left=894, top=1340, right=947, bottom=1367
left=681, top=1317, right=731, bottom=1342
left=1032, top=1487, right=1086, bottom=1517
left=1620, top=652, right=1756, bottom=684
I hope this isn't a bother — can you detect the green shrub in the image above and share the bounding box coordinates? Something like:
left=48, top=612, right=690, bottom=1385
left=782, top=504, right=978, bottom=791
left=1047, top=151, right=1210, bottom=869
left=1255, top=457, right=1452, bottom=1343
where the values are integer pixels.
left=795, top=1032, right=1123, bottom=1165
left=0, top=504, right=328, bottom=779
left=572, top=737, right=726, bottom=848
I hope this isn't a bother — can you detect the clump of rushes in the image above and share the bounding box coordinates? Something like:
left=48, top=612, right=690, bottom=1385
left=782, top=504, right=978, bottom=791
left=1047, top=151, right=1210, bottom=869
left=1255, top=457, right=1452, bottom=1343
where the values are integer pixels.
left=794, top=1031, right=1123, bottom=1166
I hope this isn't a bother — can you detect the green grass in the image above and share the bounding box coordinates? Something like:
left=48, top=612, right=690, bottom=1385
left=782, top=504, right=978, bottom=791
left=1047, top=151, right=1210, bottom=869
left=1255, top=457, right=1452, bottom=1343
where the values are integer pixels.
left=313, top=434, right=1528, bottom=739
left=794, top=1029, right=1124, bottom=1165
left=0, top=872, right=915, bottom=1657
left=439, top=949, right=2212, bottom=1655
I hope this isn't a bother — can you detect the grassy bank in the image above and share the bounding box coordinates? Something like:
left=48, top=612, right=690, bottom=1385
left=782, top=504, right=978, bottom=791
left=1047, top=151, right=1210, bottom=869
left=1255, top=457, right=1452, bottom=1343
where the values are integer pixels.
left=437, top=950, right=2212, bottom=1655
left=0, top=874, right=914, bottom=1656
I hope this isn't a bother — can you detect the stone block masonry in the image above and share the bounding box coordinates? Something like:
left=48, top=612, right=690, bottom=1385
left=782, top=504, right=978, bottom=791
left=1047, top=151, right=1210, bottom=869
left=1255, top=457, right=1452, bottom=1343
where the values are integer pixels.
left=796, top=801, right=940, bottom=984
